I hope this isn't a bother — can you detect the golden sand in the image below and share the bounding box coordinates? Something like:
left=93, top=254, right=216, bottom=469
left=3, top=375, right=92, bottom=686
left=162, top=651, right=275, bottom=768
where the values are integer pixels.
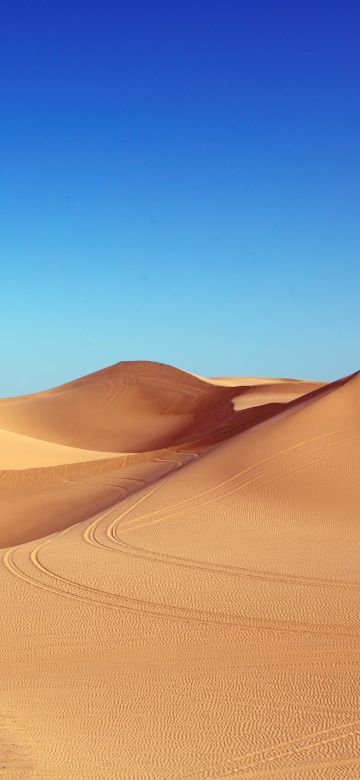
left=0, top=361, right=359, bottom=778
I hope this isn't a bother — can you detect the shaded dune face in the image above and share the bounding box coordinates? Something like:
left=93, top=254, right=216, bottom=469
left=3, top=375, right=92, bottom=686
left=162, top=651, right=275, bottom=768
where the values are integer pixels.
left=1, top=362, right=360, bottom=779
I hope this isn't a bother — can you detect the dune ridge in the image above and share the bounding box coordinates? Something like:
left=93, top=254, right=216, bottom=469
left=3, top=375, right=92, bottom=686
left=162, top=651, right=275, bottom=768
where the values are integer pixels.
left=0, top=360, right=359, bottom=779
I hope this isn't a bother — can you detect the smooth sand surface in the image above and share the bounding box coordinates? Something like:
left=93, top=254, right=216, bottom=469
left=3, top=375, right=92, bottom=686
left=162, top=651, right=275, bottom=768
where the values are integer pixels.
left=0, top=427, right=121, bottom=470
left=0, top=361, right=359, bottom=779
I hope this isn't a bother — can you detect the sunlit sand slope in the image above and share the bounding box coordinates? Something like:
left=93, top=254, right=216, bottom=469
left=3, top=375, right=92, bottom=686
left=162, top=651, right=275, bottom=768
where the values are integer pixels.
left=0, top=363, right=359, bottom=779
left=0, top=426, right=121, bottom=470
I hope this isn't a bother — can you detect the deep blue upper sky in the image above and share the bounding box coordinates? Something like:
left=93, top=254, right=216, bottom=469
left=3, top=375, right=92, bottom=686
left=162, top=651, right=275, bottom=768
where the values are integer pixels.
left=1, top=0, right=359, bottom=394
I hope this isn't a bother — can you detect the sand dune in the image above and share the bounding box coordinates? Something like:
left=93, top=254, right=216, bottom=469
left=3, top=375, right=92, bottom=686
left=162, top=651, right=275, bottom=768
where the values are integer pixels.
left=0, top=361, right=322, bottom=452
left=0, top=361, right=233, bottom=451
left=0, top=361, right=359, bottom=779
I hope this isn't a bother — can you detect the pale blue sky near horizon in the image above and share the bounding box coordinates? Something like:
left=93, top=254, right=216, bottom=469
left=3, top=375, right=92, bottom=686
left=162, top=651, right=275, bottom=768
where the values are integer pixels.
left=1, top=0, right=359, bottom=395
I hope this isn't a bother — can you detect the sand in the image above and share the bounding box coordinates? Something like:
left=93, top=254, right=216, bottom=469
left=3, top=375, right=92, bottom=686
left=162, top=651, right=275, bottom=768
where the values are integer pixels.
left=0, top=360, right=359, bottom=779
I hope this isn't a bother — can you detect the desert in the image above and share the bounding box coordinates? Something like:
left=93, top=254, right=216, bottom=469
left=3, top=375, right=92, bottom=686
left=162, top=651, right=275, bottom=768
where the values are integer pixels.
left=1, top=359, right=359, bottom=779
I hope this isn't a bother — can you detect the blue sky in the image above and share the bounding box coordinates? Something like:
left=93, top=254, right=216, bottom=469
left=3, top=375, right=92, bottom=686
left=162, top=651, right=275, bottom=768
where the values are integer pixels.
left=1, top=0, right=359, bottom=394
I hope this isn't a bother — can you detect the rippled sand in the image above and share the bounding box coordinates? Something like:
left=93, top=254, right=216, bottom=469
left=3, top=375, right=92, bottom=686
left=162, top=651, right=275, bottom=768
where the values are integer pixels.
left=0, top=361, right=359, bottom=779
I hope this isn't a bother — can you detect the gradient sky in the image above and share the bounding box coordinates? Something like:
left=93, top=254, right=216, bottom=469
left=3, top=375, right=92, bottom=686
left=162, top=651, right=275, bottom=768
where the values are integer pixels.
left=1, top=0, right=359, bottom=395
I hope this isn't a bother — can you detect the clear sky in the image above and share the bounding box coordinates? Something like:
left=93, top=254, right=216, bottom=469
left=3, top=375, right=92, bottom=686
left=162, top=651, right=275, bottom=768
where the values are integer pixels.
left=1, top=0, right=359, bottom=395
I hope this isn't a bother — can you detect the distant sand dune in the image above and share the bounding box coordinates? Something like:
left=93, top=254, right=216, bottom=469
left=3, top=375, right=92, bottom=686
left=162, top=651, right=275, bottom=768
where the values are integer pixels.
left=0, top=361, right=359, bottom=779
left=0, top=361, right=323, bottom=452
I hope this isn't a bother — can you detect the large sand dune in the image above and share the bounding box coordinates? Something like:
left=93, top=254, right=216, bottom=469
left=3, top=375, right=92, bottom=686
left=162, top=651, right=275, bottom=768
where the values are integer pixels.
left=0, top=361, right=359, bottom=779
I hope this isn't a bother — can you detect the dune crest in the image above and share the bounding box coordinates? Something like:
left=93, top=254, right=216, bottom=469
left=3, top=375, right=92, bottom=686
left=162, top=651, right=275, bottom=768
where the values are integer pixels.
left=0, top=360, right=359, bottom=779
left=0, top=360, right=323, bottom=452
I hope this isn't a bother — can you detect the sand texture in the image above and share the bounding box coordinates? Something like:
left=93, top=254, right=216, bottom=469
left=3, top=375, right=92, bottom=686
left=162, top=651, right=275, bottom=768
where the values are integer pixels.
left=0, top=360, right=359, bottom=779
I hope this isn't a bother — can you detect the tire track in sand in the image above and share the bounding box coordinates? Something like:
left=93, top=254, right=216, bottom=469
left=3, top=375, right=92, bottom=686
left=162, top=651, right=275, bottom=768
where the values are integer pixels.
left=80, top=430, right=360, bottom=594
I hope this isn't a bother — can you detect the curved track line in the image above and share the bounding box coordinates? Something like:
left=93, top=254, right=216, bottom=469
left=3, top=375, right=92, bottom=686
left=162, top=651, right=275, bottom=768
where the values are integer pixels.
left=3, top=435, right=359, bottom=629
left=115, top=437, right=360, bottom=536
left=108, top=432, right=359, bottom=535
left=220, top=757, right=360, bottom=780
left=64, top=373, right=128, bottom=443
left=105, top=425, right=360, bottom=532
left=80, top=435, right=360, bottom=593
left=4, top=533, right=359, bottom=635
left=180, top=718, right=360, bottom=779
left=98, top=525, right=360, bottom=593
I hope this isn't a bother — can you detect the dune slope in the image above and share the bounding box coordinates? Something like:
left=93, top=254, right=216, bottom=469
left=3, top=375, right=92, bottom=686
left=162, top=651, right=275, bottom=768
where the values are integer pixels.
left=0, top=362, right=320, bottom=547
left=0, top=361, right=359, bottom=779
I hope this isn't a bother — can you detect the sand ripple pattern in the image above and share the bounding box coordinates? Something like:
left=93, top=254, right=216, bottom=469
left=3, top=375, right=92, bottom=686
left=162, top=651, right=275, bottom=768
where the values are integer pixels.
left=1, top=363, right=360, bottom=778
